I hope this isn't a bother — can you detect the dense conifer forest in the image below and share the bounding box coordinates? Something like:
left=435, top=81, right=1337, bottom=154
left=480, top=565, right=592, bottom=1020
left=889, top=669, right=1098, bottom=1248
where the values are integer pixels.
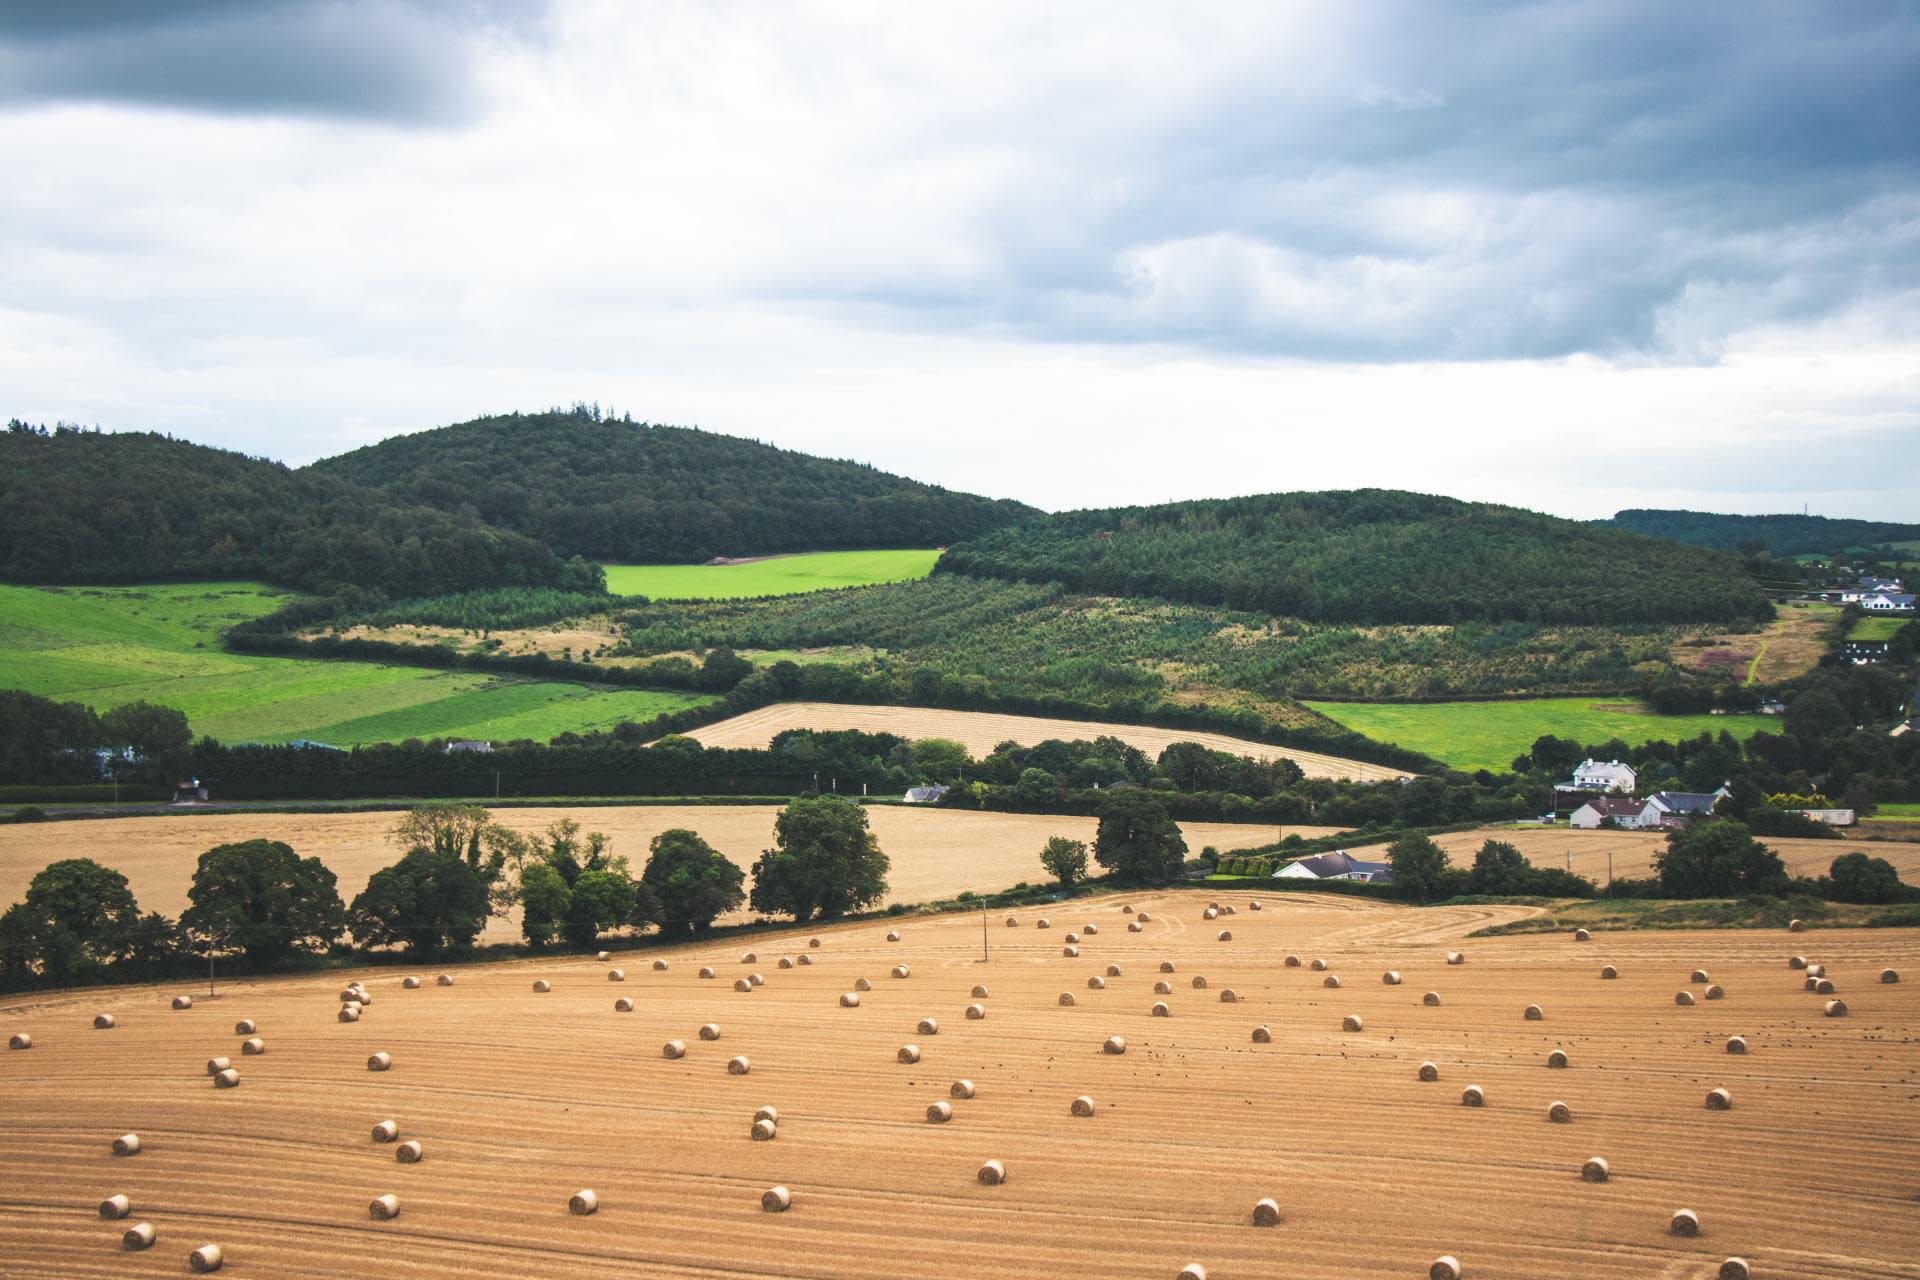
left=937, top=490, right=1773, bottom=625
left=1603, top=509, right=1920, bottom=558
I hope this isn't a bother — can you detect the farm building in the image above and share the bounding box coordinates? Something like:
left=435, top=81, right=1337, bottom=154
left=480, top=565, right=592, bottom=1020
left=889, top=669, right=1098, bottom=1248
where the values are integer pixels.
left=903, top=785, right=950, bottom=804
left=1568, top=796, right=1648, bottom=829
left=1567, top=758, right=1637, bottom=793
left=1273, top=851, right=1393, bottom=883
left=171, top=778, right=208, bottom=804
left=1640, top=784, right=1731, bottom=826
left=1861, top=592, right=1916, bottom=613
left=446, top=740, right=494, bottom=753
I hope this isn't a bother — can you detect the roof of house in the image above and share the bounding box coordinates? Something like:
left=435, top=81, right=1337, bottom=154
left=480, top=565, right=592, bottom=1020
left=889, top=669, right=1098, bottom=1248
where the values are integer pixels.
left=1649, top=790, right=1718, bottom=815
left=1285, top=851, right=1392, bottom=879
left=904, top=784, right=950, bottom=802
left=1575, top=796, right=1644, bottom=818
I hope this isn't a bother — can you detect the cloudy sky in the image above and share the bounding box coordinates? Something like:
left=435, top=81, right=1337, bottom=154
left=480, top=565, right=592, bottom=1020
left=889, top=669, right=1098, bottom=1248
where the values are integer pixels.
left=3, top=1, right=1916, bottom=519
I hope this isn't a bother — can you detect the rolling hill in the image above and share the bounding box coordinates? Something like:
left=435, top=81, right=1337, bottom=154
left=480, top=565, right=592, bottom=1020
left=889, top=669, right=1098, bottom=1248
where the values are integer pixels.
left=938, top=490, right=1772, bottom=625
left=1604, top=508, right=1920, bottom=558
left=308, top=408, right=1037, bottom=562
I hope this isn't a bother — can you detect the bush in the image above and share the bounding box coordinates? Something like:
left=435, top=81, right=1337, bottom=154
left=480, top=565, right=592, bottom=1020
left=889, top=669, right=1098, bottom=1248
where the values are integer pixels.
left=9, top=806, right=47, bottom=823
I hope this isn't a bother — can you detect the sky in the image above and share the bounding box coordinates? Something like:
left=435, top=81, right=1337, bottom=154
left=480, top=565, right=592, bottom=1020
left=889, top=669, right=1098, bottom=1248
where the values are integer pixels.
left=2, top=0, right=1916, bottom=521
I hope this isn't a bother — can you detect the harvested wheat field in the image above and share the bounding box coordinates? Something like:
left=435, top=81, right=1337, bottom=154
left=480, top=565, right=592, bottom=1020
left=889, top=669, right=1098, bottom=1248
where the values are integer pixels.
left=0, top=808, right=1313, bottom=942
left=675, top=702, right=1410, bottom=782
left=5, top=894, right=1916, bottom=1279
left=1424, top=827, right=1920, bottom=885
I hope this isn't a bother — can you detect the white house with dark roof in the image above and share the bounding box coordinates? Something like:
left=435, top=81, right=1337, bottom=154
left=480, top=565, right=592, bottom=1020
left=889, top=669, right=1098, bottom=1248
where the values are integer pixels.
left=1569, top=759, right=1637, bottom=793
left=1861, top=592, right=1916, bottom=613
left=1639, top=783, right=1732, bottom=826
left=1273, top=851, right=1394, bottom=883
left=1569, top=796, right=1650, bottom=829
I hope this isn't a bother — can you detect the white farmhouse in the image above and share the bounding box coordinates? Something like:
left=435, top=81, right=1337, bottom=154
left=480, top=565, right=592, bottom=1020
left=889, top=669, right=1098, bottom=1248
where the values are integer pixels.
left=1570, top=758, right=1637, bottom=793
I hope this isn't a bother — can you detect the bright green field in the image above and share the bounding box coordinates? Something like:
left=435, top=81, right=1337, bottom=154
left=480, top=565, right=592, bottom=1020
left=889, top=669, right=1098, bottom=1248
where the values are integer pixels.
left=604, top=549, right=941, bottom=599
left=0, top=583, right=711, bottom=745
left=1306, top=697, right=1772, bottom=773
left=1849, top=616, right=1907, bottom=641
left=1864, top=802, right=1920, bottom=823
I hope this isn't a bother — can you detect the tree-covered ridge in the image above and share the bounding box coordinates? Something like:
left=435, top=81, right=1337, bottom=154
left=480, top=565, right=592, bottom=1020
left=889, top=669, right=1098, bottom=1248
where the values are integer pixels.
left=937, top=490, right=1772, bottom=625
left=0, top=423, right=601, bottom=597
left=1604, top=509, right=1920, bottom=557
left=307, top=408, right=1037, bottom=562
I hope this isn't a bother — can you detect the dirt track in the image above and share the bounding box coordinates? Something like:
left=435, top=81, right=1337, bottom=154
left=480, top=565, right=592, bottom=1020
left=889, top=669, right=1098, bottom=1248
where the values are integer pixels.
left=3, top=892, right=1916, bottom=1279
left=677, top=702, right=1411, bottom=782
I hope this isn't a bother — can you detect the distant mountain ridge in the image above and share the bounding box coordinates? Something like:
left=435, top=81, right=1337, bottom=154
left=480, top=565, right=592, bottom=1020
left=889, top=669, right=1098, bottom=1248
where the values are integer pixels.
left=308, top=409, right=1037, bottom=563
left=1603, top=509, right=1920, bottom=558
left=938, top=489, right=1772, bottom=625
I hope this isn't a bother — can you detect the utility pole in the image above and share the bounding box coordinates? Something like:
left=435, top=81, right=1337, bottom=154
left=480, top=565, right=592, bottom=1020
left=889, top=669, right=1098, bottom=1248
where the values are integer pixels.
left=495, top=769, right=501, bottom=799
left=981, top=902, right=988, bottom=963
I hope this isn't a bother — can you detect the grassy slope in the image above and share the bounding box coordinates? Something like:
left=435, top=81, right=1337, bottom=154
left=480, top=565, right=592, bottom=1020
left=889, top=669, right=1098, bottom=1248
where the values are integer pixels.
left=604, top=549, right=941, bottom=599
left=1305, top=696, right=1770, bottom=772
left=1849, top=616, right=1906, bottom=641
left=0, top=583, right=709, bottom=745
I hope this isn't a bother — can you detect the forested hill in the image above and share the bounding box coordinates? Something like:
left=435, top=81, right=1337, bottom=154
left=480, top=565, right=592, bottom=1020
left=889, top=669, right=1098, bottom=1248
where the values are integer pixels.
left=1604, top=509, right=1920, bottom=558
left=307, top=409, right=1038, bottom=562
left=0, top=423, right=601, bottom=596
left=938, top=490, right=1773, bottom=625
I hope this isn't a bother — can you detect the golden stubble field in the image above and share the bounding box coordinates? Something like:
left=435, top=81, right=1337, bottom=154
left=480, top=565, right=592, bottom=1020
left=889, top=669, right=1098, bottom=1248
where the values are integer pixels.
left=0, top=809, right=1326, bottom=941
left=1426, top=827, right=1920, bottom=886
left=677, top=702, right=1411, bottom=782
left=3, top=892, right=1916, bottom=1279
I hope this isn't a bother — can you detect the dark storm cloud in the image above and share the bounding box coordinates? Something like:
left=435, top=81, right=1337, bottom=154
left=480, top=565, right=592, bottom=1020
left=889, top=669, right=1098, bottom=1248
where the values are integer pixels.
left=0, top=1, right=544, bottom=123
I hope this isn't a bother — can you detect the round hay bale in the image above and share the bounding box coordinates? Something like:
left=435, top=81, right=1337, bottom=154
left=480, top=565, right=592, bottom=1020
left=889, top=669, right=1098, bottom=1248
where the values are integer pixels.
left=1819, top=997, right=1849, bottom=1017
left=1323, top=975, right=1341, bottom=989
left=1815, top=977, right=1835, bottom=995
left=597, top=950, right=611, bottom=962
left=1103, top=1035, right=1127, bottom=1055
left=797, top=954, right=812, bottom=966
left=8, top=1033, right=30, bottom=1050
left=1310, top=958, right=1328, bottom=972
left=926, top=1100, right=952, bottom=1124
left=1670, top=1208, right=1699, bottom=1237
left=1704, top=983, right=1725, bottom=1000
left=1217, top=930, right=1232, bottom=942
left=663, top=1039, right=686, bottom=1058
left=1036, top=918, right=1051, bottom=929
left=761, top=1186, right=791, bottom=1213
left=213, top=1068, right=240, bottom=1089
left=1070, top=1095, right=1095, bottom=1116
left=1446, top=951, right=1464, bottom=965
left=1600, top=965, right=1617, bottom=980
left=1065, top=932, right=1081, bottom=944
left=809, top=937, right=822, bottom=948
left=372, top=1120, right=398, bottom=1143
left=1423, top=991, right=1441, bottom=1007
left=1544, top=1047, right=1570, bottom=1068
left=1252, top=1025, right=1271, bottom=1043
left=1249, top=900, right=1262, bottom=911
left=369, top=1194, right=401, bottom=1221
left=950, top=1079, right=975, bottom=1099
left=840, top=992, right=861, bottom=1008
left=1284, top=955, right=1301, bottom=968
left=1429, top=1257, right=1461, bottom=1280
left=396, top=1140, right=424, bottom=1164
left=94, top=1013, right=115, bottom=1029
left=1192, top=976, right=1209, bottom=989
left=897, top=1045, right=920, bottom=1064
left=971, top=984, right=989, bottom=998
left=1720, top=1260, right=1750, bottom=1280
left=965, top=1003, right=986, bottom=1020
left=1087, top=976, right=1106, bottom=991
left=1789, top=917, right=1806, bottom=932
left=1383, top=970, right=1402, bottom=985
left=1160, top=961, right=1177, bottom=973
left=100, top=1194, right=131, bottom=1220
left=1548, top=1100, right=1571, bottom=1124
left=1084, top=923, right=1099, bottom=935
left=1806, top=963, right=1826, bottom=978
left=918, top=1017, right=940, bottom=1035
left=608, top=969, right=625, bottom=983
left=1706, top=1087, right=1732, bottom=1110
left=1524, top=1004, right=1544, bottom=1020
left=1342, top=1014, right=1363, bottom=1032
left=778, top=957, right=794, bottom=970
left=653, top=959, right=669, bottom=971
left=1059, top=992, right=1076, bottom=1006
left=615, top=997, right=635, bottom=1012
left=1788, top=954, right=1807, bottom=969
left=172, top=995, right=193, bottom=1011
left=1882, top=968, right=1900, bottom=984
left=122, top=1222, right=156, bottom=1250
left=699, top=967, right=716, bottom=980
left=1127, top=921, right=1144, bottom=933
left=113, top=1133, right=141, bottom=1156
left=1804, top=976, right=1820, bottom=991
left=1573, top=928, right=1590, bottom=942
left=741, top=952, right=756, bottom=964
left=856, top=977, right=873, bottom=991
left=977, top=1159, right=1006, bottom=1185
left=1179, top=1264, right=1207, bottom=1280
left=533, top=980, right=551, bottom=993
left=1690, top=968, right=1710, bottom=983
left=1137, top=912, right=1151, bottom=923
left=1675, top=990, right=1696, bottom=1006
left=1203, top=908, right=1218, bottom=921
left=1006, top=917, right=1019, bottom=927
left=402, top=976, right=421, bottom=989
left=751, top=1118, right=778, bottom=1141
left=233, top=1019, right=255, bottom=1035
left=1063, top=946, right=1080, bottom=958
left=241, top=1037, right=265, bottom=1055
left=1581, top=1156, right=1610, bottom=1183
left=886, top=931, right=900, bottom=943
left=1419, top=1062, right=1439, bottom=1082
left=338, top=1006, right=361, bottom=1023
left=436, top=974, right=453, bottom=987
left=1151, top=1002, right=1170, bottom=1018
left=1154, top=980, right=1172, bottom=994
left=1105, top=963, right=1122, bottom=977
left=728, top=1055, right=752, bottom=1075
left=734, top=978, right=753, bottom=992
left=366, top=1050, right=393, bottom=1072
left=1461, top=1085, right=1485, bottom=1107
left=892, top=965, right=910, bottom=979
left=1725, top=1034, right=1747, bottom=1054
left=755, top=1105, right=779, bottom=1124
left=699, top=1023, right=721, bottom=1040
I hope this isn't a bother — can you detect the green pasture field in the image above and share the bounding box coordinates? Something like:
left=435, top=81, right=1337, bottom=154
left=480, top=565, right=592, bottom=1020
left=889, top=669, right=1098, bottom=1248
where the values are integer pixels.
left=1848, top=616, right=1906, bottom=641
left=1863, top=803, right=1920, bottom=824
left=1305, top=696, right=1770, bottom=773
left=604, top=549, right=941, bottom=599
left=0, top=582, right=710, bottom=745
